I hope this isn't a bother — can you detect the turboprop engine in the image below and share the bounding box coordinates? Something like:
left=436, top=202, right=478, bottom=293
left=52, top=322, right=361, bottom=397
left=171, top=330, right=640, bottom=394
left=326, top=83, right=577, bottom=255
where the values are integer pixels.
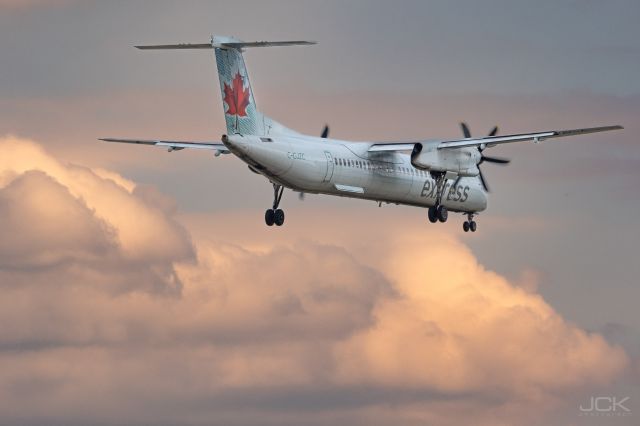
left=410, top=143, right=480, bottom=177
left=411, top=123, right=512, bottom=191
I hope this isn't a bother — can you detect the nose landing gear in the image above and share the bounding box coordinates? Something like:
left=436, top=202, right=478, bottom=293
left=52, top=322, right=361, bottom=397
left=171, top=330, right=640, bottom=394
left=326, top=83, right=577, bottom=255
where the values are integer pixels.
left=463, top=213, right=477, bottom=232
left=265, top=183, right=285, bottom=226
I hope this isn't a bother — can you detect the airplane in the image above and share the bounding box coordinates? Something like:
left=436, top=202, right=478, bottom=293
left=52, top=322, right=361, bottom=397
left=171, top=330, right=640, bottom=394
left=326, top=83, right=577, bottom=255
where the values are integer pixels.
left=101, top=35, right=623, bottom=232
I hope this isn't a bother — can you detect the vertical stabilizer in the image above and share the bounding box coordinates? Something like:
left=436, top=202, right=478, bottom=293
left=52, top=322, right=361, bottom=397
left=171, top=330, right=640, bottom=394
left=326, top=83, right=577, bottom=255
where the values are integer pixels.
left=135, top=35, right=315, bottom=137
left=212, top=36, right=263, bottom=135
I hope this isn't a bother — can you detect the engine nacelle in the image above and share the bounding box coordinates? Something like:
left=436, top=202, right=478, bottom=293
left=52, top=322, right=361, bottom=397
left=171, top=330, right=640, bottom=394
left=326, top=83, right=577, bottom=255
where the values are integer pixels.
left=411, top=143, right=480, bottom=177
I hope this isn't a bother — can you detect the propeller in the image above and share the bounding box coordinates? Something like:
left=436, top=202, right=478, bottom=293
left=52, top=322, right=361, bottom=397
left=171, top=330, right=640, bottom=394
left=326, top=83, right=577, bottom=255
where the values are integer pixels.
left=455, top=122, right=510, bottom=192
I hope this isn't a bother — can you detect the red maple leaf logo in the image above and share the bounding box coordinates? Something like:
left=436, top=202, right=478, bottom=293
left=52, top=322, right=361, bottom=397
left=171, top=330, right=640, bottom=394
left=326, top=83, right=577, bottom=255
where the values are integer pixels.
left=223, top=72, right=250, bottom=117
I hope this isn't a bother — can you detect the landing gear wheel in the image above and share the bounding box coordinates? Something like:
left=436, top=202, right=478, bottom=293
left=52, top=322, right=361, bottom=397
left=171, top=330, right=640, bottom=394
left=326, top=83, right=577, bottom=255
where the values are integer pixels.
left=265, top=183, right=285, bottom=227
left=265, top=209, right=275, bottom=226
left=428, top=206, right=438, bottom=223
left=274, top=209, right=285, bottom=226
left=463, top=221, right=470, bottom=232
left=437, top=205, right=448, bottom=223
left=469, top=221, right=477, bottom=232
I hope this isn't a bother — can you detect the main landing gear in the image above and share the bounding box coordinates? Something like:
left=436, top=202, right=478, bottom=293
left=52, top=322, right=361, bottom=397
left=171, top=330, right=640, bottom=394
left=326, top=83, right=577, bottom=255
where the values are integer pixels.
left=427, top=171, right=449, bottom=223
left=428, top=205, right=448, bottom=223
left=462, top=213, right=477, bottom=233
left=265, top=183, right=285, bottom=226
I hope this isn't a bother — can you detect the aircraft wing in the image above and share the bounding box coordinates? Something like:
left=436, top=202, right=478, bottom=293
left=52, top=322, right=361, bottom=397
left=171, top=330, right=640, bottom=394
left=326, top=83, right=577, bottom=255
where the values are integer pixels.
left=436, top=125, right=623, bottom=149
left=99, top=138, right=230, bottom=154
left=368, top=125, right=623, bottom=152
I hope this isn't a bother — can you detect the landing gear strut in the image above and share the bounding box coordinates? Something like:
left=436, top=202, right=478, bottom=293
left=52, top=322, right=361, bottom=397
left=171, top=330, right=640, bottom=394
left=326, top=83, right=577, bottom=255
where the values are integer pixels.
left=265, top=183, right=285, bottom=226
left=463, top=213, right=477, bottom=233
left=427, top=172, right=448, bottom=223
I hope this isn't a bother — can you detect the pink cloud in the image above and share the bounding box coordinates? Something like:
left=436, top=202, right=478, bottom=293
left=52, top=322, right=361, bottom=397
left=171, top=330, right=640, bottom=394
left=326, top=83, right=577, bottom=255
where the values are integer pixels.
left=0, top=136, right=629, bottom=425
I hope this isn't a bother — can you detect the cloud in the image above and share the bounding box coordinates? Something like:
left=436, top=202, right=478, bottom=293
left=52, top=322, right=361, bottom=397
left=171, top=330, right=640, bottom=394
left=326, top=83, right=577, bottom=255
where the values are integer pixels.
left=334, top=231, right=626, bottom=395
left=0, top=136, right=629, bottom=425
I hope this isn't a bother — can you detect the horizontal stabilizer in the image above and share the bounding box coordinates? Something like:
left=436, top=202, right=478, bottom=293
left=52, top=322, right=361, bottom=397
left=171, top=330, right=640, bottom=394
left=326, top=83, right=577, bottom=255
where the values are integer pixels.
left=222, top=41, right=316, bottom=48
left=135, top=43, right=213, bottom=50
left=135, top=36, right=315, bottom=51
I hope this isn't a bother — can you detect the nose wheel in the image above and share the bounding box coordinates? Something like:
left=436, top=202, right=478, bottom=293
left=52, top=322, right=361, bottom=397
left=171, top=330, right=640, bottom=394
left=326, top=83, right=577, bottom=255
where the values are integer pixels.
left=265, top=183, right=285, bottom=227
left=463, top=213, right=477, bottom=232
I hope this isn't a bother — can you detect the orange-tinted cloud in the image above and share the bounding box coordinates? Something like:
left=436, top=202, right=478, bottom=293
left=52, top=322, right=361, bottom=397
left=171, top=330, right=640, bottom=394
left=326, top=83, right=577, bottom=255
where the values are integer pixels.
left=0, top=136, right=629, bottom=425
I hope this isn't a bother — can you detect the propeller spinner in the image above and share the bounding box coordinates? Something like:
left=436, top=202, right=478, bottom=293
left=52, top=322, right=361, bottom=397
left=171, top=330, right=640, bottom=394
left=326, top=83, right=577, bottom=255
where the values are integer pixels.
left=457, top=122, right=510, bottom=192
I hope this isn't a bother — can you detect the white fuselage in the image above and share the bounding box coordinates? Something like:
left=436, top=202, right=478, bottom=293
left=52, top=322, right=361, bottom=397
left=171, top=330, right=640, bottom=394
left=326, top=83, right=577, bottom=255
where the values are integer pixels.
left=224, top=134, right=488, bottom=213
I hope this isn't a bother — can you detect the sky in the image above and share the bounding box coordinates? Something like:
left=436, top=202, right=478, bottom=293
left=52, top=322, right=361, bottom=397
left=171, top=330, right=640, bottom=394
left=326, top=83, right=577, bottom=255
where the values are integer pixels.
left=0, top=1, right=639, bottom=425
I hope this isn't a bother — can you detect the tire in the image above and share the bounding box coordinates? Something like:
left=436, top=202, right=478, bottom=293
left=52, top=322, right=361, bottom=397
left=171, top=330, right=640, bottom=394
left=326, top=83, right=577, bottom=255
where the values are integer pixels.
left=265, top=209, right=275, bottom=226
left=470, top=221, right=477, bottom=232
left=274, top=209, right=285, bottom=226
left=463, top=221, right=470, bottom=232
left=428, top=206, right=438, bottom=223
left=437, top=205, right=448, bottom=223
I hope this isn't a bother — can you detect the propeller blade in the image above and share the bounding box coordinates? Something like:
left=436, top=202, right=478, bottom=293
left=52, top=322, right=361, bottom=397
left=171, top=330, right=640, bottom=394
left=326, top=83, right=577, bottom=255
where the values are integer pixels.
left=488, top=126, right=499, bottom=136
left=298, top=192, right=305, bottom=201
left=460, top=122, right=471, bottom=138
left=321, top=125, right=329, bottom=139
left=453, top=175, right=462, bottom=188
left=481, top=155, right=510, bottom=165
left=478, top=168, right=490, bottom=192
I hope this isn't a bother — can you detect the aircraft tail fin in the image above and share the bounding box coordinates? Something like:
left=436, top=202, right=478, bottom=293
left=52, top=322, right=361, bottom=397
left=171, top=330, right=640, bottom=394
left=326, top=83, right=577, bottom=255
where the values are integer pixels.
left=135, top=36, right=315, bottom=136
